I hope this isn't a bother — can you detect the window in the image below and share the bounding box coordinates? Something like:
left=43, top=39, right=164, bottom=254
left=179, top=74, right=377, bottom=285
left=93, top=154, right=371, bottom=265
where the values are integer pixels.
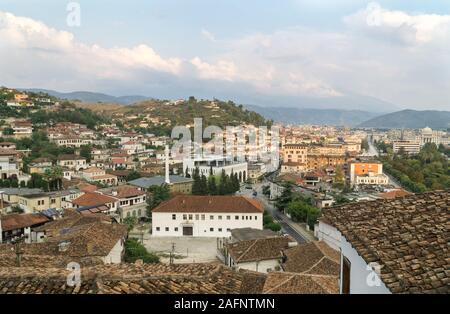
left=342, top=256, right=351, bottom=294
left=210, top=215, right=214, bottom=220
left=172, top=214, right=176, bottom=220
left=226, top=228, right=231, bottom=232
left=201, top=215, right=205, bottom=220
left=227, top=215, right=231, bottom=220
left=218, top=215, right=222, bottom=220
left=218, top=228, right=222, bottom=232
left=255, top=216, right=258, bottom=220
left=249, top=216, right=252, bottom=220
left=242, top=216, right=244, bottom=220
left=195, top=214, right=199, bottom=220
left=175, top=227, right=178, bottom=232
left=235, top=215, right=239, bottom=220
left=210, top=228, right=214, bottom=232
left=156, top=227, right=160, bottom=231
left=188, top=214, right=193, bottom=220
left=183, top=214, right=187, bottom=220
left=165, top=227, right=169, bottom=231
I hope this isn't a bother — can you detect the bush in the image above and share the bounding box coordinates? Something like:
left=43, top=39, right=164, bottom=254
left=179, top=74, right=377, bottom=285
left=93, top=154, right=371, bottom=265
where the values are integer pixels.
left=124, top=239, right=159, bottom=264
left=265, top=222, right=282, bottom=232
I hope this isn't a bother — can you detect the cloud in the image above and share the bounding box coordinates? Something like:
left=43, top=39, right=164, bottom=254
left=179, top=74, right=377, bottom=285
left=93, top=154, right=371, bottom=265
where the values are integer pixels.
left=0, top=5, right=449, bottom=110
left=201, top=29, right=216, bottom=42
left=344, top=2, right=450, bottom=45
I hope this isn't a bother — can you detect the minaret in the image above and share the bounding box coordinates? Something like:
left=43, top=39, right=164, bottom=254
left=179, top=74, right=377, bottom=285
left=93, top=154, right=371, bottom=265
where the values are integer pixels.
left=165, top=145, right=170, bottom=184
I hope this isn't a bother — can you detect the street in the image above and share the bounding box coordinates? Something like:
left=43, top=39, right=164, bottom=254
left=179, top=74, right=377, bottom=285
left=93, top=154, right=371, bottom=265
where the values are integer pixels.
left=238, top=181, right=310, bottom=244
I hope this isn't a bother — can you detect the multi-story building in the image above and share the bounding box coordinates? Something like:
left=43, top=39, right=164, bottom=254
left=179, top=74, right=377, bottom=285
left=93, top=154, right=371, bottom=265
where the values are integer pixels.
left=79, top=167, right=118, bottom=186
left=281, top=144, right=307, bottom=173
left=0, top=156, right=19, bottom=180
left=99, top=185, right=147, bottom=220
left=152, top=195, right=264, bottom=237
left=57, top=154, right=87, bottom=171
left=51, top=137, right=93, bottom=148
left=349, top=161, right=389, bottom=186
left=11, top=120, right=33, bottom=139
left=183, top=156, right=248, bottom=182
left=393, top=140, right=421, bottom=155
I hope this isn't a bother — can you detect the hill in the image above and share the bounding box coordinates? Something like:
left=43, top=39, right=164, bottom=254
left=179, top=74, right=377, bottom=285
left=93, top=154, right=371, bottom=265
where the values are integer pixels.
left=358, top=110, right=450, bottom=129
left=22, top=89, right=149, bottom=105
left=246, top=105, right=381, bottom=126
left=108, top=98, right=271, bottom=129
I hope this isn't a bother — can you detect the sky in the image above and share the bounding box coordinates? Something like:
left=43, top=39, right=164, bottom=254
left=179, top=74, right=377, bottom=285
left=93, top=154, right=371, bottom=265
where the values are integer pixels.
left=0, top=0, right=449, bottom=111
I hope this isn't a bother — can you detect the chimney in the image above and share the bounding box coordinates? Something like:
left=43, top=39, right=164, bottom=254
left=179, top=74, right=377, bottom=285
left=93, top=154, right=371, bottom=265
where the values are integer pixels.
left=165, top=145, right=170, bottom=184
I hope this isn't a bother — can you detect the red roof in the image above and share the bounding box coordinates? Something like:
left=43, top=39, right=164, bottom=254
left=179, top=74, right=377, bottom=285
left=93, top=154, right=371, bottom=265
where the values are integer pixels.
left=1, top=214, right=50, bottom=232
left=153, top=195, right=264, bottom=213
left=72, top=193, right=117, bottom=207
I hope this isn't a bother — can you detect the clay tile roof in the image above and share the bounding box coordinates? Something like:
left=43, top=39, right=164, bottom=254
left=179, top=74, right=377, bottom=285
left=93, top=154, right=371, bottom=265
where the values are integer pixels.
left=379, top=189, right=412, bottom=200
left=57, top=154, right=85, bottom=161
left=262, top=272, right=339, bottom=294
left=0, top=263, right=247, bottom=294
left=72, top=192, right=117, bottom=207
left=152, top=195, right=264, bottom=214
left=226, top=236, right=292, bottom=263
left=1, top=214, right=50, bottom=232
left=281, top=241, right=340, bottom=276
left=83, top=167, right=103, bottom=173
left=100, top=185, right=145, bottom=199
left=321, top=190, right=450, bottom=294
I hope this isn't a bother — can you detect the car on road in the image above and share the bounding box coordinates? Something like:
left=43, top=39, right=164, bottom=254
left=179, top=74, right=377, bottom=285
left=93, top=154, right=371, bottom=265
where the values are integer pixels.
left=252, top=191, right=257, bottom=197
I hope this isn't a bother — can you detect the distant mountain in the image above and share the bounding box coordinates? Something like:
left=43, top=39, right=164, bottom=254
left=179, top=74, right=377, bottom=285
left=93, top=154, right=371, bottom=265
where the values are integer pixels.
left=21, top=89, right=150, bottom=105
left=245, top=105, right=382, bottom=126
left=358, top=110, right=450, bottom=129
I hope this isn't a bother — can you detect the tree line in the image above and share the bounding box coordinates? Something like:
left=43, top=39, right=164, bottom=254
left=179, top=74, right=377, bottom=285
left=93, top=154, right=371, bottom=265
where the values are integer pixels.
left=189, top=167, right=240, bottom=195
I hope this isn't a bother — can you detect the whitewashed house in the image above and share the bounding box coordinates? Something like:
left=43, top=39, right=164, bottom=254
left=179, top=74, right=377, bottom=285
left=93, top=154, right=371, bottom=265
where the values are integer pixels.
left=152, top=195, right=264, bottom=237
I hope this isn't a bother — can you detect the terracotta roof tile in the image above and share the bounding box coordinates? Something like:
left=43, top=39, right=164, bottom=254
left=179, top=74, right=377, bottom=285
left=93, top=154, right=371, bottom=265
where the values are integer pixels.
left=72, top=193, right=117, bottom=207
left=153, top=195, right=264, bottom=214
left=321, top=190, right=449, bottom=294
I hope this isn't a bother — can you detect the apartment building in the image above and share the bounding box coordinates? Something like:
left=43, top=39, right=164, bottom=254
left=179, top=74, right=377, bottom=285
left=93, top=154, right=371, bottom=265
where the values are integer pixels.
left=79, top=167, right=118, bottom=186
left=393, top=140, right=421, bottom=155
left=152, top=195, right=264, bottom=237
left=183, top=156, right=248, bottom=182
left=349, top=161, right=387, bottom=186
left=11, top=120, right=33, bottom=139
left=57, top=154, right=87, bottom=171
left=281, top=144, right=307, bottom=173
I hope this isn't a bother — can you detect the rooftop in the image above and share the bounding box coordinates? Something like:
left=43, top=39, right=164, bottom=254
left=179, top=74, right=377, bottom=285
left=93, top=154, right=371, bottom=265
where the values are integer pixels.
left=321, top=190, right=449, bottom=294
left=152, top=195, right=264, bottom=214
left=226, top=236, right=293, bottom=263
left=72, top=192, right=118, bottom=207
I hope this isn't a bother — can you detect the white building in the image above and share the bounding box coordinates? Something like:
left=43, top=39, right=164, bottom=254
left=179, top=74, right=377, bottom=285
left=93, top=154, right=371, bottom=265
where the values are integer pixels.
left=393, top=140, right=421, bottom=155
left=0, top=156, right=19, bottom=180
left=183, top=155, right=248, bottom=182
left=152, top=195, right=264, bottom=237
left=57, top=155, right=87, bottom=171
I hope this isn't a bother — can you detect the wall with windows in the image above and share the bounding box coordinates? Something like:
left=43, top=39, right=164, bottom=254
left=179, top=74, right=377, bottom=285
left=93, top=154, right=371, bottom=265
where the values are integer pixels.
left=152, top=212, right=263, bottom=237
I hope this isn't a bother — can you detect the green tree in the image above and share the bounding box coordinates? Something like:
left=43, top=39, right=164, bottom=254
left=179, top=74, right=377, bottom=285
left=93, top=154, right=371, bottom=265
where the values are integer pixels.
left=207, top=175, right=217, bottom=195
left=123, top=216, right=138, bottom=232
left=124, top=239, right=159, bottom=264
left=126, top=171, right=141, bottom=182
left=79, top=145, right=92, bottom=162
left=146, top=184, right=171, bottom=216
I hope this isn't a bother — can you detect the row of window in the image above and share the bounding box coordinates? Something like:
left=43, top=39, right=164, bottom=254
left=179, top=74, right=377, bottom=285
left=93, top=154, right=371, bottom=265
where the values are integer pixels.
left=155, top=227, right=231, bottom=232
left=173, top=214, right=258, bottom=221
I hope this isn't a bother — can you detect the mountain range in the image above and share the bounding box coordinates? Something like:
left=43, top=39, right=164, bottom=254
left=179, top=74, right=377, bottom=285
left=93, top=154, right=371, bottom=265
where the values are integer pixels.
left=17, top=88, right=450, bottom=129
left=245, top=105, right=382, bottom=127
left=357, top=110, right=450, bottom=129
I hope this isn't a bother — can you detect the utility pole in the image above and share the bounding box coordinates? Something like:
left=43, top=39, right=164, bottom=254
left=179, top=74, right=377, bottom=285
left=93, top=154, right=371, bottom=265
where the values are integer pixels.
left=169, top=242, right=175, bottom=265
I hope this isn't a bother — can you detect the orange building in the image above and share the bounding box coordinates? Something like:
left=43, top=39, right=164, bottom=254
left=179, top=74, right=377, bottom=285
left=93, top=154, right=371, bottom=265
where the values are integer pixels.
left=349, top=161, right=383, bottom=183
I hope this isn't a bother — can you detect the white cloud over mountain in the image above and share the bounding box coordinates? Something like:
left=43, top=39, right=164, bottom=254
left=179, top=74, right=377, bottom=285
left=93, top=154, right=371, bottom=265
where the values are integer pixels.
left=0, top=2, right=449, bottom=110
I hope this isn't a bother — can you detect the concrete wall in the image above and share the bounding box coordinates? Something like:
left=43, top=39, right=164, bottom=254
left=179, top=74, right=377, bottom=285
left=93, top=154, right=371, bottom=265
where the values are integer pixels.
left=340, top=236, right=391, bottom=294
left=234, top=259, right=280, bottom=273
left=152, top=212, right=263, bottom=237
left=316, top=221, right=341, bottom=251
left=101, top=239, right=124, bottom=264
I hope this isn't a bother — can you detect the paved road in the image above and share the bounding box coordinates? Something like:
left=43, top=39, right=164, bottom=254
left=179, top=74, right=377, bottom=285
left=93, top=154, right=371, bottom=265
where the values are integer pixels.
left=368, top=139, right=401, bottom=188
left=239, top=183, right=308, bottom=244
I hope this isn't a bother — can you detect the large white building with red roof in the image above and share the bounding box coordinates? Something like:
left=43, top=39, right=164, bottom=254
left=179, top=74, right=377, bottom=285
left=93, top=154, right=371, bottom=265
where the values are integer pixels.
left=151, top=195, right=264, bottom=237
